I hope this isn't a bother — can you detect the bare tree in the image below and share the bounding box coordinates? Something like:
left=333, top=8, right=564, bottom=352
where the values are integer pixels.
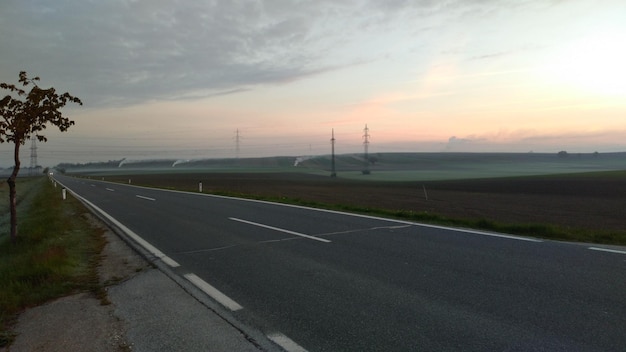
left=1, top=71, right=82, bottom=243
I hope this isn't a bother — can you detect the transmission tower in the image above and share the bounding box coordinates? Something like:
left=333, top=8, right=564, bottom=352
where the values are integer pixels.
left=30, top=138, right=38, bottom=176
left=234, top=128, right=241, bottom=159
left=362, top=124, right=371, bottom=174
left=330, top=129, right=337, bottom=177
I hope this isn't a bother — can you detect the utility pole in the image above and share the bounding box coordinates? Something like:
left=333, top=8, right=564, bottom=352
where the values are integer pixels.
left=362, top=124, right=371, bottom=175
left=330, top=129, right=337, bottom=177
left=29, top=138, right=38, bottom=176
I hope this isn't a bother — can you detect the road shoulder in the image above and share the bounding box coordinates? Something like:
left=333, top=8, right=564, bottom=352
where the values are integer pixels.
left=4, top=215, right=265, bottom=352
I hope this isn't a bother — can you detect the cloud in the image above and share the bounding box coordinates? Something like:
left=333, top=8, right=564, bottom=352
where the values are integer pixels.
left=468, top=51, right=511, bottom=61
left=440, top=127, right=626, bottom=153
left=0, top=0, right=488, bottom=108
left=445, top=135, right=480, bottom=151
left=0, top=0, right=572, bottom=111
left=1, top=1, right=326, bottom=105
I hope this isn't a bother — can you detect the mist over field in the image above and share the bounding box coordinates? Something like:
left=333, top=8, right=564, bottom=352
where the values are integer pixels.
left=51, top=151, right=626, bottom=181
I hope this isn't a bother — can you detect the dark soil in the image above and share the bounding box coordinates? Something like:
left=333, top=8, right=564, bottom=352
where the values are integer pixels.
left=103, top=171, right=626, bottom=234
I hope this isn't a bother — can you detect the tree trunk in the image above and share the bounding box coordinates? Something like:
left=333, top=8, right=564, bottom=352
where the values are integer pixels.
left=8, top=141, right=21, bottom=243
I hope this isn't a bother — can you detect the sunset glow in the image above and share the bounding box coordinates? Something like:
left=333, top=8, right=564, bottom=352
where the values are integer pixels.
left=1, top=0, right=625, bottom=165
left=542, top=29, right=626, bottom=95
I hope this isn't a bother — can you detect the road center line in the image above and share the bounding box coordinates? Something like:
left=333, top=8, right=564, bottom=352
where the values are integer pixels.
left=178, top=244, right=239, bottom=254
left=184, top=273, right=243, bottom=311
left=105, top=188, right=115, bottom=191
left=588, top=247, right=626, bottom=255
left=136, top=195, right=156, bottom=201
left=229, top=217, right=331, bottom=243
left=267, top=332, right=308, bottom=352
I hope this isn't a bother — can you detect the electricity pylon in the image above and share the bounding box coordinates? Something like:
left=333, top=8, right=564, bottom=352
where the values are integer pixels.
left=331, top=129, right=337, bottom=177
left=234, top=128, right=241, bottom=159
left=362, top=124, right=370, bottom=175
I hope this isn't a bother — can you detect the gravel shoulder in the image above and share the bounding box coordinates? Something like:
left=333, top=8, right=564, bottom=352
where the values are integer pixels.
left=2, top=215, right=151, bottom=352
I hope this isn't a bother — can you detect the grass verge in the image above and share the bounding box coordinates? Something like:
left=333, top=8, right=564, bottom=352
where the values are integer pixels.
left=0, top=177, right=46, bottom=237
left=0, top=177, right=107, bottom=347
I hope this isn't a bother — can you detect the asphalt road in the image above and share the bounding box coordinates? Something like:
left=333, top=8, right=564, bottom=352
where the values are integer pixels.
left=54, top=174, right=626, bottom=352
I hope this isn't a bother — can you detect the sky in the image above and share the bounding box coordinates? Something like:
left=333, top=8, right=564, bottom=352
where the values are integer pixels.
left=1, top=0, right=625, bottom=167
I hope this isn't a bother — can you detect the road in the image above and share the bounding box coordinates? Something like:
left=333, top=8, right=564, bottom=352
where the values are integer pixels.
left=54, top=174, right=626, bottom=351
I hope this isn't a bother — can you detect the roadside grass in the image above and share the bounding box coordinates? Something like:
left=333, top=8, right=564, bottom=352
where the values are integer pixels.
left=0, top=177, right=106, bottom=347
left=0, top=177, right=45, bottom=238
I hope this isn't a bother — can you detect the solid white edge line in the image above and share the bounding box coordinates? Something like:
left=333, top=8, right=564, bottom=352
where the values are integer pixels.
left=183, top=273, right=243, bottom=311
left=267, top=333, right=308, bottom=352
left=588, top=247, right=626, bottom=255
left=56, top=182, right=180, bottom=268
left=229, top=217, right=331, bottom=243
